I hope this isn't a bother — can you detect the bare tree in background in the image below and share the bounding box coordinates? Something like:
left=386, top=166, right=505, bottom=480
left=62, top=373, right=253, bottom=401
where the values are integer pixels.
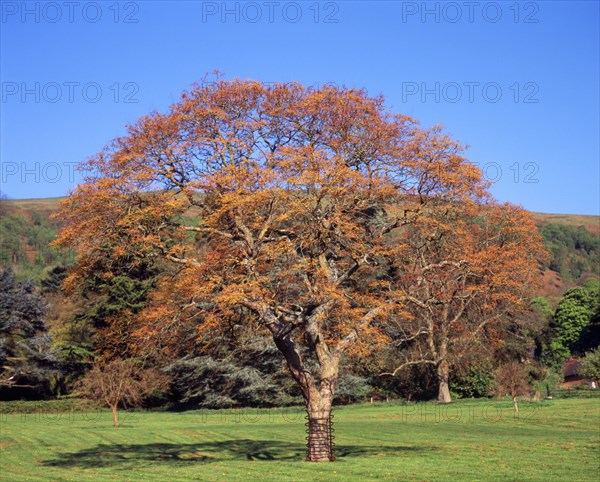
left=494, top=362, right=531, bottom=416
left=78, top=359, right=169, bottom=427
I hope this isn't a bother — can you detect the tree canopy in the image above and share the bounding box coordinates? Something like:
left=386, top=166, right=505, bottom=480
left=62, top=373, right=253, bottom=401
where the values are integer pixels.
left=385, top=202, right=546, bottom=402
left=53, top=79, right=544, bottom=461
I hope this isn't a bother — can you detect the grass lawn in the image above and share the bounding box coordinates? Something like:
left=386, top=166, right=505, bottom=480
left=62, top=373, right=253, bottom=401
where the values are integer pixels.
left=0, top=398, right=598, bottom=481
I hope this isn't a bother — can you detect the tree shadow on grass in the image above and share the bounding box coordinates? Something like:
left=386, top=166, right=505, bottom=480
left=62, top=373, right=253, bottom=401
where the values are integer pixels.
left=42, top=439, right=439, bottom=468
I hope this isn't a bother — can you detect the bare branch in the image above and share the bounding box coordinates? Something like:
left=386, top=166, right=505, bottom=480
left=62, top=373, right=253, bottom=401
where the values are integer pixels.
left=381, top=359, right=438, bottom=377
left=165, top=254, right=203, bottom=268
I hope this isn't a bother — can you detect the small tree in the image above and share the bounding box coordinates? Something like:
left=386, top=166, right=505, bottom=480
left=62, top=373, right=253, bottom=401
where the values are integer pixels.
left=494, top=362, right=531, bottom=416
left=78, top=359, right=168, bottom=427
left=579, top=348, right=600, bottom=386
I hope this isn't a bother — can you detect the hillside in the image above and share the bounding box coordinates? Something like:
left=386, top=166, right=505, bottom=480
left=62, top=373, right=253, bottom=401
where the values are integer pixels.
left=0, top=197, right=71, bottom=281
left=5, top=196, right=598, bottom=234
left=1, top=197, right=66, bottom=219
left=1, top=196, right=599, bottom=296
left=531, top=212, right=600, bottom=237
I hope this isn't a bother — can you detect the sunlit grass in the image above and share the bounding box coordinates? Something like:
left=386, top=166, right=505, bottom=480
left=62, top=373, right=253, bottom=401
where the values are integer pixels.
left=1, top=398, right=598, bottom=481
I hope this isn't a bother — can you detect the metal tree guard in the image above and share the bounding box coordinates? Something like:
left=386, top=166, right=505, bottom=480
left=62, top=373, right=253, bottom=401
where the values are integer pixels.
left=305, top=409, right=335, bottom=461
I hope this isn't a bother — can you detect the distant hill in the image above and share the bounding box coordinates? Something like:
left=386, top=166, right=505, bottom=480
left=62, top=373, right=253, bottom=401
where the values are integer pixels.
left=531, top=212, right=600, bottom=237
left=0, top=197, right=66, bottom=218
left=1, top=196, right=599, bottom=297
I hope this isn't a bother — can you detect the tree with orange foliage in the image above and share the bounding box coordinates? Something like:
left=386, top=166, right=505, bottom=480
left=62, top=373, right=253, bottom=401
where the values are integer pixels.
left=385, top=202, right=546, bottom=403
left=54, top=79, right=489, bottom=461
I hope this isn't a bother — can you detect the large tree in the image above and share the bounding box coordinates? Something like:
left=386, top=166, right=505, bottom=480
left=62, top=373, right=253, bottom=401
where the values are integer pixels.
left=54, top=79, right=489, bottom=461
left=385, top=202, right=546, bottom=403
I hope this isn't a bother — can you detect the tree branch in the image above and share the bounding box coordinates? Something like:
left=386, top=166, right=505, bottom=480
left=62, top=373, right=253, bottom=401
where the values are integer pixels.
left=335, top=306, right=384, bottom=354
left=381, top=359, right=437, bottom=377
left=183, top=226, right=234, bottom=239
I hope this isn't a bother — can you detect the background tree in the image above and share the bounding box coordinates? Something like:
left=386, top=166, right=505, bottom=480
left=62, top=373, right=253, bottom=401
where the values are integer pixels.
left=579, top=348, right=600, bottom=384
left=77, top=359, right=169, bottom=427
left=40, top=253, right=161, bottom=396
left=55, top=79, right=490, bottom=461
left=0, top=268, right=57, bottom=397
left=385, top=203, right=546, bottom=403
left=531, top=297, right=554, bottom=322
left=164, top=326, right=302, bottom=409
left=494, top=362, right=531, bottom=415
left=549, top=279, right=600, bottom=360
left=40, top=266, right=96, bottom=396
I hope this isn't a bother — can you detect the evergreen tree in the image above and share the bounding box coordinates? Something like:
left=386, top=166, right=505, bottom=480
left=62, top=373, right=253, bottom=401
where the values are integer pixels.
left=0, top=268, right=57, bottom=397
left=166, top=335, right=301, bottom=409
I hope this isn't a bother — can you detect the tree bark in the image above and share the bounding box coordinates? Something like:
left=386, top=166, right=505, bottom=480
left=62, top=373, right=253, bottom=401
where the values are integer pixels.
left=512, top=396, right=519, bottom=416
left=306, top=390, right=335, bottom=462
left=436, top=328, right=452, bottom=403
left=437, top=359, right=452, bottom=404
left=111, top=404, right=119, bottom=427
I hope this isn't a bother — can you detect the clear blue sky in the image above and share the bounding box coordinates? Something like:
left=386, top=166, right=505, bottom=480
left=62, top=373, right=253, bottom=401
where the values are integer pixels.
left=1, top=1, right=598, bottom=214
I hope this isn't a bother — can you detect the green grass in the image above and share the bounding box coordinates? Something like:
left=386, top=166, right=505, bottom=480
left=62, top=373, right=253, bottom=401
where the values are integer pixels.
left=0, top=398, right=598, bottom=481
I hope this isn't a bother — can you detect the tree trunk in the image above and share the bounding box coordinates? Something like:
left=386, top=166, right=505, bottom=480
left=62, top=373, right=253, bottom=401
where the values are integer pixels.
left=273, top=331, right=338, bottom=462
left=437, top=360, right=452, bottom=404
left=306, top=390, right=334, bottom=462
left=512, top=396, right=519, bottom=416
left=111, top=404, right=119, bottom=427
left=263, top=301, right=341, bottom=463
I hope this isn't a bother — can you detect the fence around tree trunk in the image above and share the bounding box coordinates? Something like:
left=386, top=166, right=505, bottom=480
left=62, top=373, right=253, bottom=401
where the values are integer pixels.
left=305, top=409, right=335, bottom=462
